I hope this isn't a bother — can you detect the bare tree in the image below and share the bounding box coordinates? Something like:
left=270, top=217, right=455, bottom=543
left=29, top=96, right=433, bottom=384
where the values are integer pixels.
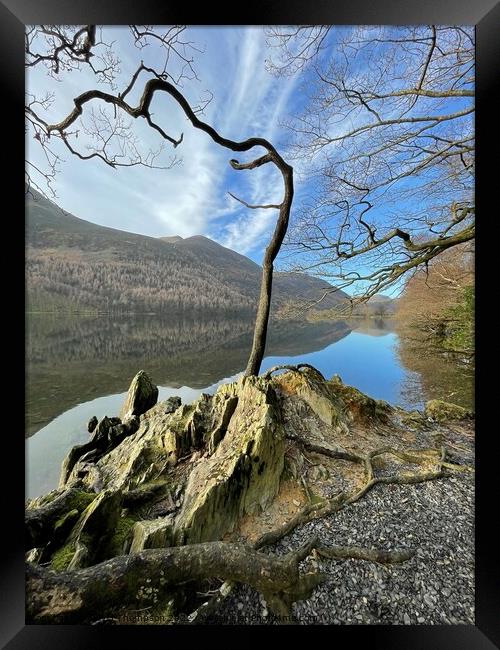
left=26, top=25, right=294, bottom=376
left=25, top=25, right=206, bottom=197
left=266, top=26, right=474, bottom=307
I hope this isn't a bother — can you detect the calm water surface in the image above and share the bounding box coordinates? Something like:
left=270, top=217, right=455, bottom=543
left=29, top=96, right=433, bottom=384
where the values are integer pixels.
left=26, top=314, right=473, bottom=498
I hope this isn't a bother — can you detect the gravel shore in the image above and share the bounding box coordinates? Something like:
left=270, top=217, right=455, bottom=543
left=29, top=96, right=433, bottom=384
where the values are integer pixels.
left=209, top=470, right=474, bottom=625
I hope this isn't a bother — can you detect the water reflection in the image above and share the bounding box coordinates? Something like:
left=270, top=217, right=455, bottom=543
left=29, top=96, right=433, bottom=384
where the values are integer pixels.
left=394, top=322, right=474, bottom=410
left=26, top=314, right=474, bottom=498
left=26, top=314, right=352, bottom=437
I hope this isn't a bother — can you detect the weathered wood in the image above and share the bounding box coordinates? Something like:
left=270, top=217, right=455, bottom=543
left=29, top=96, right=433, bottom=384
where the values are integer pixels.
left=25, top=366, right=473, bottom=626
left=244, top=161, right=293, bottom=377
left=263, top=363, right=324, bottom=380
left=254, top=446, right=447, bottom=550
left=25, top=488, right=90, bottom=551
left=60, top=415, right=139, bottom=487
left=26, top=538, right=325, bottom=624
left=316, top=545, right=414, bottom=564
left=289, top=435, right=365, bottom=465
left=122, top=482, right=168, bottom=507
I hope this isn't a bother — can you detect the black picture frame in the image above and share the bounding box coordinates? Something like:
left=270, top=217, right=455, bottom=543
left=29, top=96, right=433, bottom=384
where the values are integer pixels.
left=2, top=0, right=498, bottom=646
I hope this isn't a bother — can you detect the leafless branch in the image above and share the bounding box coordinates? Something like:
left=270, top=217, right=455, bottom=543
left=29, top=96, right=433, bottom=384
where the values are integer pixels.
left=267, top=25, right=474, bottom=302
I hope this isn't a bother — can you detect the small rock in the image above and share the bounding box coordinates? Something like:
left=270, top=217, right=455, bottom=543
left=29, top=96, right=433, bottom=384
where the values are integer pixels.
left=130, top=517, right=174, bottom=553
left=424, top=399, right=473, bottom=422
left=293, top=499, right=300, bottom=507
left=87, top=416, right=98, bottom=433
left=164, top=396, right=182, bottom=414
left=120, top=370, right=158, bottom=420
left=423, top=593, right=435, bottom=608
left=220, top=582, right=232, bottom=597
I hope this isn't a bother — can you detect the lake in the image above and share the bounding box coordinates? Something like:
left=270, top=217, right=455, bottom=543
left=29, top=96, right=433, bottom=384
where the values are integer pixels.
left=26, top=313, right=474, bottom=498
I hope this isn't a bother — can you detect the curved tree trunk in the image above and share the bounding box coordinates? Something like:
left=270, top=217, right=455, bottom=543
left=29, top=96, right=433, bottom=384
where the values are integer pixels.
left=44, top=77, right=295, bottom=379
left=245, top=165, right=294, bottom=376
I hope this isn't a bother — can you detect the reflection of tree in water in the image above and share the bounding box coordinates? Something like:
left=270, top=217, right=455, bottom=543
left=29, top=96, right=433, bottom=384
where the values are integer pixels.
left=395, top=323, right=474, bottom=410
left=26, top=314, right=351, bottom=437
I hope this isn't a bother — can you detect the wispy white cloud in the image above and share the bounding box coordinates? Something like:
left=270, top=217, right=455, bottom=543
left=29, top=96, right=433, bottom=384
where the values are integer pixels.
left=219, top=207, right=276, bottom=255
left=208, top=28, right=302, bottom=259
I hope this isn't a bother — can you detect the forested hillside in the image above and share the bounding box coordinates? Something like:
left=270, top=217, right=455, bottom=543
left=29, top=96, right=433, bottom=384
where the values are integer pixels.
left=26, top=190, right=348, bottom=315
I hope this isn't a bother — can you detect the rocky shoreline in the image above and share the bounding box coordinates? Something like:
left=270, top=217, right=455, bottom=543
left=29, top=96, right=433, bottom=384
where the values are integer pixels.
left=209, top=472, right=474, bottom=625
left=25, top=366, right=474, bottom=625
left=191, top=393, right=475, bottom=626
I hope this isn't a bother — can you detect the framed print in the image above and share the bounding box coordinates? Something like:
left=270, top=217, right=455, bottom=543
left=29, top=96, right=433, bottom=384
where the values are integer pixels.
left=1, top=0, right=498, bottom=647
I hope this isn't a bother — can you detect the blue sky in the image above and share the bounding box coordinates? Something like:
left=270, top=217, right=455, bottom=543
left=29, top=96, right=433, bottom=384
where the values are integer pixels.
left=27, top=26, right=307, bottom=265
left=26, top=25, right=474, bottom=298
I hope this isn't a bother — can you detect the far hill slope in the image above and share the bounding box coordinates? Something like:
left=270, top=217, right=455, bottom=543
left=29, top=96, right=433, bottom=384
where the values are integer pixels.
left=356, top=294, right=398, bottom=316
left=26, top=190, right=348, bottom=315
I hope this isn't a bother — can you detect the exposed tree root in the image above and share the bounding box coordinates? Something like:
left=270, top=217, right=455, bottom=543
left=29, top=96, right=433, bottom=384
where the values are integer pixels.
left=254, top=445, right=447, bottom=549
left=440, top=461, right=474, bottom=472
left=26, top=538, right=325, bottom=624
left=186, top=443, right=450, bottom=624
left=26, top=488, right=85, bottom=551
left=315, top=545, right=414, bottom=564
left=185, top=541, right=415, bottom=624
left=288, top=434, right=365, bottom=464
left=300, top=474, right=314, bottom=503
left=254, top=500, right=334, bottom=550
left=26, top=374, right=474, bottom=626
left=187, top=581, right=235, bottom=624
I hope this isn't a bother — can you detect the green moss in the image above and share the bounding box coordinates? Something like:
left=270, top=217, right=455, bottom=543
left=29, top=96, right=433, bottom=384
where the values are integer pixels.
left=425, top=399, right=473, bottom=422
left=54, top=508, right=79, bottom=533
left=37, top=491, right=59, bottom=506
left=443, top=285, right=474, bottom=352
left=399, top=409, right=428, bottom=430
left=308, top=491, right=327, bottom=506
left=328, top=379, right=391, bottom=423
left=50, top=544, right=76, bottom=571
left=168, top=404, right=195, bottom=436
left=66, top=490, right=96, bottom=512
left=28, top=489, right=61, bottom=508
left=109, top=515, right=138, bottom=555
left=134, top=478, right=169, bottom=494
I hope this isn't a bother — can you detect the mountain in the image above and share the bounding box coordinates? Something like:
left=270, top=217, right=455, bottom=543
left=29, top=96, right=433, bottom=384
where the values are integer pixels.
left=26, top=189, right=348, bottom=315
left=354, top=294, right=397, bottom=317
